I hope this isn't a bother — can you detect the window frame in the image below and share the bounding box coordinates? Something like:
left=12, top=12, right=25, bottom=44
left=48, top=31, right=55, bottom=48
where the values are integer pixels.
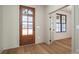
left=56, top=13, right=67, bottom=33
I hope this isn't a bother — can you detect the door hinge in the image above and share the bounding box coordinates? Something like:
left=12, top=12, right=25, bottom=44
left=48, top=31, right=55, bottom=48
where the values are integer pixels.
left=49, top=28, right=51, bottom=30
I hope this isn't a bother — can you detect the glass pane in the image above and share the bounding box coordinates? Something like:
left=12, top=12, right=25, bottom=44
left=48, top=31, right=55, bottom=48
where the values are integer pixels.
left=28, top=16, right=33, bottom=23
left=62, top=27, right=66, bottom=31
left=22, top=15, right=28, bottom=29
left=62, top=16, right=65, bottom=23
left=56, top=15, right=60, bottom=19
left=56, top=19, right=60, bottom=23
left=56, top=15, right=60, bottom=23
left=28, top=9, right=33, bottom=15
left=56, top=24, right=58, bottom=28
left=56, top=27, right=59, bottom=32
left=22, top=29, right=27, bottom=35
left=56, top=27, right=60, bottom=32
left=58, top=27, right=61, bottom=32
left=62, top=19, right=65, bottom=23
left=56, top=24, right=61, bottom=32
left=62, top=24, right=66, bottom=28
left=22, top=9, right=28, bottom=15
left=56, top=24, right=60, bottom=28
left=22, top=16, right=27, bottom=22
left=22, top=24, right=27, bottom=29
left=27, top=23, right=33, bottom=29
left=28, top=29, right=33, bottom=35
left=62, top=16, right=65, bottom=20
left=22, top=22, right=27, bottom=25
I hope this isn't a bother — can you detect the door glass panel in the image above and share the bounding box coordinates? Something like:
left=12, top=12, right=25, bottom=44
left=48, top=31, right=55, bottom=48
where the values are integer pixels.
left=22, top=12, right=28, bottom=35
left=56, top=24, right=61, bottom=29
left=56, top=15, right=60, bottom=19
left=62, top=27, right=66, bottom=31
left=22, top=9, right=28, bottom=15
left=62, top=19, right=65, bottom=23
left=22, top=24, right=27, bottom=29
left=56, top=27, right=59, bottom=32
left=22, top=22, right=27, bottom=25
left=56, top=24, right=61, bottom=32
left=56, top=15, right=60, bottom=23
left=62, top=24, right=65, bottom=28
left=62, top=16, right=65, bottom=23
left=22, top=16, right=27, bottom=22
left=22, top=8, right=33, bottom=35
left=28, top=16, right=33, bottom=23
left=28, top=9, right=33, bottom=15
left=28, top=29, right=33, bottom=35
left=27, top=23, right=33, bottom=29
left=22, top=15, right=28, bottom=29
left=22, top=29, right=27, bottom=35
left=62, top=16, right=65, bottom=20
left=56, top=19, right=60, bottom=23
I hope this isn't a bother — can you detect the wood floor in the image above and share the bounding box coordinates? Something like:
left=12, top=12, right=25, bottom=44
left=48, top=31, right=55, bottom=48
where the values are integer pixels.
left=1, top=38, right=71, bottom=54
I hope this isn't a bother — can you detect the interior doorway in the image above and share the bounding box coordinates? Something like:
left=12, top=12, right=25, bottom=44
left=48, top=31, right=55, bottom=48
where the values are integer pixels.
left=49, top=5, right=72, bottom=52
left=19, top=5, right=35, bottom=46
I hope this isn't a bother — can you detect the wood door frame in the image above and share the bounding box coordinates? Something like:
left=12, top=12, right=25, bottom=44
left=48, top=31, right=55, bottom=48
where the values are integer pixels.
left=19, top=5, right=35, bottom=46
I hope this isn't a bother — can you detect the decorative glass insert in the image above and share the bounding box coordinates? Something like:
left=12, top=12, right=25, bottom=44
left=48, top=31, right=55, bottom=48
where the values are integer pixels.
left=28, top=9, right=33, bottom=15
left=22, top=9, right=28, bottom=15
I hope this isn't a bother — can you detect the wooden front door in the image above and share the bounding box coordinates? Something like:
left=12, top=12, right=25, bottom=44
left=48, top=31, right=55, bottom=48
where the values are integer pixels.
left=19, top=6, right=35, bottom=46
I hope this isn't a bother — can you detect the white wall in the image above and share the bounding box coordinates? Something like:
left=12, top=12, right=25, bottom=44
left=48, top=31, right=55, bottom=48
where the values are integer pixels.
left=73, top=5, right=79, bottom=53
left=51, top=10, right=72, bottom=40
left=2, top=5, right=19, bottom=50
left=0, top=6, right=3, bottom=50
left=0, top=5, right=45, bottom=50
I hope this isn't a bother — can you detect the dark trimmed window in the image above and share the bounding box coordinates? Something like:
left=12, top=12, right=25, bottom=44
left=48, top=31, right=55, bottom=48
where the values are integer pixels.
left=56, top=13, right=67, bottom=32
